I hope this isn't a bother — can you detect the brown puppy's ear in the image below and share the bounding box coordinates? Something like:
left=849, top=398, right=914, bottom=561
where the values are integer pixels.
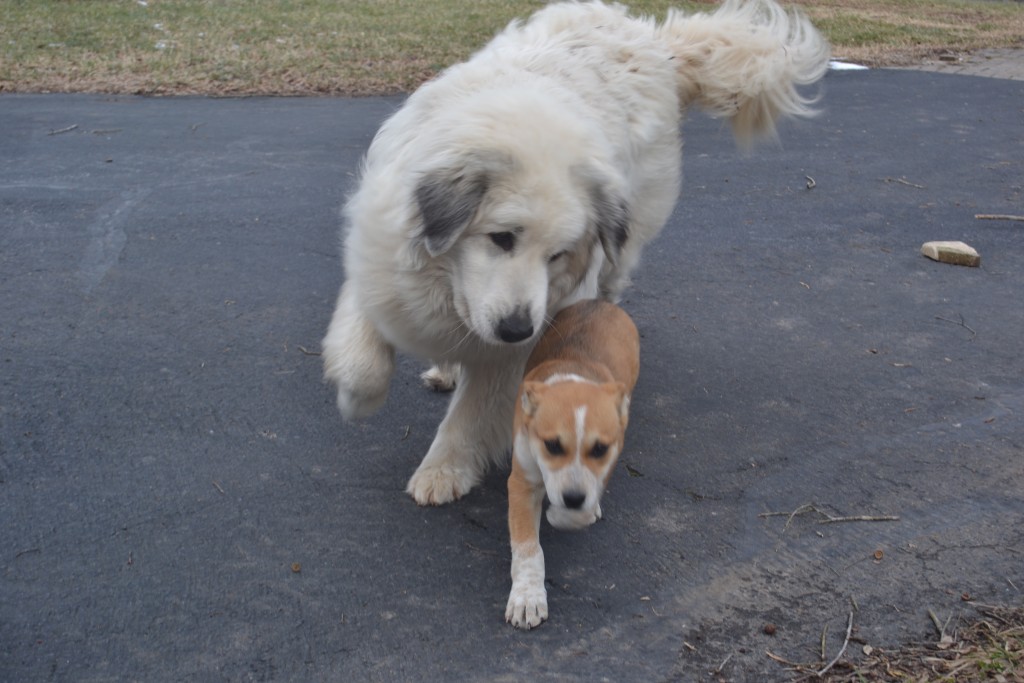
left=603, top=381, right=631, bottom=428
left=414, top=151, right=511, bottom=257
left=520, top=382, right=544, bottom=420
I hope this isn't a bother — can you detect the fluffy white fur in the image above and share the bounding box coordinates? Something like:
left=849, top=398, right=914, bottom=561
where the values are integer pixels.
left=323, top=0, right=829, bottom=504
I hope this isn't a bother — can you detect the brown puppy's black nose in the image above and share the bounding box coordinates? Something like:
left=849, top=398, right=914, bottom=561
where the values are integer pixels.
left=562, top=491, right=586, bottom=509
left=495, top=309, right=533, bottom=343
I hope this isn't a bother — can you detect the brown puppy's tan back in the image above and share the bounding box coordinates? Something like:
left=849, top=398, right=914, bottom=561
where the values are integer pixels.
left=526, top=300, right=639, bottom=392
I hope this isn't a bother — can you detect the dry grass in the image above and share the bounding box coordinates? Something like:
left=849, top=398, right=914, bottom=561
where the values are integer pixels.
left=800, top=0, right=1024, bottom=67
left=0, top=0, right=1022, bottom=95
left=770, top=605, right=1024, bottom=682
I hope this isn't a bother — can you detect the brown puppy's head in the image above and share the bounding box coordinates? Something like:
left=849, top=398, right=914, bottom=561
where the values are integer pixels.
left=519, top=376, right=630, bottom=530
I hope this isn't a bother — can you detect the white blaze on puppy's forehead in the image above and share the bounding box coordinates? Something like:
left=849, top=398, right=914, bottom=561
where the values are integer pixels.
left=544, top=373, right=595, bottom=386
left=574, top=405, right=587, bottom=457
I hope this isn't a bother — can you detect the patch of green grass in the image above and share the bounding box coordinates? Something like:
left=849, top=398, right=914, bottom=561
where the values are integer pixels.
left=0, top=0, right=1022, bottom=94
left=814, top=15, right=973, bottom=49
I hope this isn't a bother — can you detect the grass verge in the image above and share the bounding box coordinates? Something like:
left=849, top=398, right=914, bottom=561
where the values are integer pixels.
left=1, top=0, right=1022, bottom=96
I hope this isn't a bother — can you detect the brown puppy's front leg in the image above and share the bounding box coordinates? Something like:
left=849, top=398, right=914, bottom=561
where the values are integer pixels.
left=505, top=457, right=547, bottom=629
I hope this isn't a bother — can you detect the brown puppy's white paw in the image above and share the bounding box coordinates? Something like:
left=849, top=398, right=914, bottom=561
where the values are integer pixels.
left=506, top=582, right=548, bottom=629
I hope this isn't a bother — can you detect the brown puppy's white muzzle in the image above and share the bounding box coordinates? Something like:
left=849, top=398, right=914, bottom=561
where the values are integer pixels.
left=546, top=500, right=599, bottom=530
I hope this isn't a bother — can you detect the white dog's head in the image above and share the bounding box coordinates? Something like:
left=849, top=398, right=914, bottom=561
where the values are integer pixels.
left=516, top=376, right=631, bottom=531
left=410, top=88, right=630, bottom=346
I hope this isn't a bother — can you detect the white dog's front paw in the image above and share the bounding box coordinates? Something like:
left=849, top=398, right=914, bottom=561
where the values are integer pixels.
left=334, top=381, right=389, bottom=421
left=506, top=581, right=548, bottom=629
left=406, top=463, right=479, bottom=506
left=420, top=362, right=461, bottom=392
left=322, top=284, right=396, bottom=421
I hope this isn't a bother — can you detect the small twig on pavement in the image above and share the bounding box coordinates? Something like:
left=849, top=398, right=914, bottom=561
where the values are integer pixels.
left=975, top=213, right=1024, bottom=222
left=928, top=608, right=945, bottom=637
left=816, top=611, right=854, bottom=678
left=714, top=653, right=732, bottom=675
left=935, top=314, right=977, bottom=340
left=882, top=176, right=926, bottom=189
left=48, top=124, right=78, bottom=136
left=818, top=514, right=901, bottom=524
left=759, top=502, right=815, bottom=532
left=297, top=345, right=321, bottom=356
left=765, top=650, right=804, bottom=668
left=760, top=503, right=899, bottom=530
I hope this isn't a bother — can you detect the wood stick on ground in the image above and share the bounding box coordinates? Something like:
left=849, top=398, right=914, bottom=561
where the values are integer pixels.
left=760, top=503, right=899, bottom=529
left=818, top=514, right=901, bottom=524
left=928, top=608, right=945, bottom=637
left=816, top=611, right=854, bottom=678
left=882, top=176, right=926, bottom=189
left=934, top=314, right=977, bottom=340
left=765, top=650, right=804, bottom=668
left=975, top=213, right=1024, bottom=222
left=758, top=502, right=816, bottom=532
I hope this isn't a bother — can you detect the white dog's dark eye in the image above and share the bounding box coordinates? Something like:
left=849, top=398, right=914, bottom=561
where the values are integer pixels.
left=489, top=231, right=516, bottom=252
left=589, top=442, right=608, bottom=459
left=548, top=250, right=568, bottom=263
left=544, top=438, right=565, bottom=456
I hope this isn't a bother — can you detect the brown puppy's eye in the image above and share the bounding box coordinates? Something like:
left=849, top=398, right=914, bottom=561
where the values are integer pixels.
left=589, top=442, right=608, bottom=459
left=548, top=250, right=567, bottom=263
left=544, top=438, right=565, bottom=455
left=489, top=231, right=516, bottom=252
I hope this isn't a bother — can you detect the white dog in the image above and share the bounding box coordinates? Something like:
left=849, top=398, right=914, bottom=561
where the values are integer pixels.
left=323, top=0, right=829, bottom=505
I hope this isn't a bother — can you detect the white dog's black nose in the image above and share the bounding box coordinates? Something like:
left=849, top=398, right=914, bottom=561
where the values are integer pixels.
left=562, top=491, right=586, bottom=510
left=495, top=309, right=534, bottom=343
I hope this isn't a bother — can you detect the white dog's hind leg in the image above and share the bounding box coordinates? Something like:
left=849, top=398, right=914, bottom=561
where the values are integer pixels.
left=420, top=361, right=461, bottom=392
left=407, top=359, right=524, bottom=505
left=322, top=282, right=395, bottom=420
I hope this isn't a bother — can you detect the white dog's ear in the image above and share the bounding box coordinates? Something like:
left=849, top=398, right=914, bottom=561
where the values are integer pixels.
left=577, top=165, right=631, bottom=266
left=593, top=186, right=630, bottom=267
left=414, top=152, right=509, bottom=257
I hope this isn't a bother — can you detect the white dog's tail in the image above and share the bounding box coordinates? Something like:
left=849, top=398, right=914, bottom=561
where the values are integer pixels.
left=657, top=0, right=830, bottom=147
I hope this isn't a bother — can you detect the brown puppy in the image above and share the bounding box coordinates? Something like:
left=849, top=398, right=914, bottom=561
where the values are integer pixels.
left=505, top=299, right=640, bottom=629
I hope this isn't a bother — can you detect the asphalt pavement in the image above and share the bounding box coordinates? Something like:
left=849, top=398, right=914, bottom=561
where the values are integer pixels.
left=1, top=65, right=1022, bottom=682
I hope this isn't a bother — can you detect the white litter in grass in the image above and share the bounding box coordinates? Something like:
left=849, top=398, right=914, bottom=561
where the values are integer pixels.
left=829, top=60, right=869, bottom=71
